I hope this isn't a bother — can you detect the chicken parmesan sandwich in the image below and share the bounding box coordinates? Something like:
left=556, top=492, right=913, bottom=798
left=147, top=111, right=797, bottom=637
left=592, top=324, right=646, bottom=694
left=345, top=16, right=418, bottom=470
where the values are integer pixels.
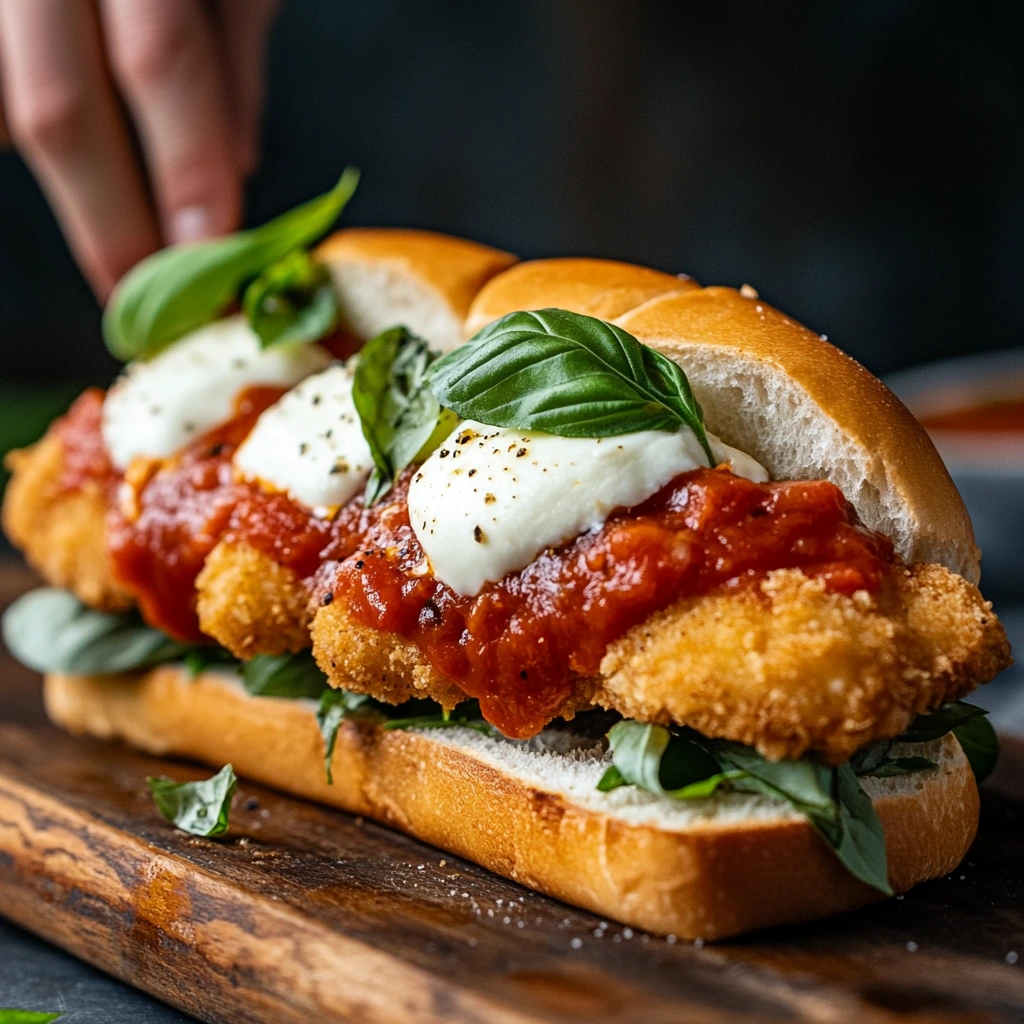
left=2, top=171, right=1012, bottom=940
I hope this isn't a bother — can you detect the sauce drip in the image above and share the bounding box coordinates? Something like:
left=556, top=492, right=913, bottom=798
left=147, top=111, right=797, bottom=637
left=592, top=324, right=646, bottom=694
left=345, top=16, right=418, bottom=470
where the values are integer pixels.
left=328, top=468, right=895, bottom=738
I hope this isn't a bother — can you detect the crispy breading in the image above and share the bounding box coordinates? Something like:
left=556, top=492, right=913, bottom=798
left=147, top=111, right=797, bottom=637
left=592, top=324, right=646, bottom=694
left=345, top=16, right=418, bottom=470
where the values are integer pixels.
left=2, top=433, right=132, bottom=612
left=196, top=540, right=313, bottom=658
left=598, top=564, right=1010, bottom=763
left=311, top=563, right=1011, bottom=762
left=311, top=601, right=468, bottom=711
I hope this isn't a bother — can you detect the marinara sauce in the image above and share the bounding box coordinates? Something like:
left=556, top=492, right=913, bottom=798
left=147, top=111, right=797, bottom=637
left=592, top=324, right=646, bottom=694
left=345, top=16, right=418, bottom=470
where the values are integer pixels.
left=327, top=467, right=895, bottom=738
left=54, top=389, right=117, bottom=494
left=106, top=387, right=293, bottom=640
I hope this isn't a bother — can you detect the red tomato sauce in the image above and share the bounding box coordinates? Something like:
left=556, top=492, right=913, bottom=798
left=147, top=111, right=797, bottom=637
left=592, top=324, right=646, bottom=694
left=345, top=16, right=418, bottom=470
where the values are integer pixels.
left=326, top=467, right=895, bottom=738
left=53, top=389, right=117, bottom=493
left=106, top=387, right=291, bottom=640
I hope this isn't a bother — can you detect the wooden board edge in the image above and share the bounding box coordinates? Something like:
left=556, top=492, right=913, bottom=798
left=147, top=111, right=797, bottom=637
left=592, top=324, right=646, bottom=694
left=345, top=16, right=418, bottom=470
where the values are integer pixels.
left=0, top=765, right=539, bottom=1024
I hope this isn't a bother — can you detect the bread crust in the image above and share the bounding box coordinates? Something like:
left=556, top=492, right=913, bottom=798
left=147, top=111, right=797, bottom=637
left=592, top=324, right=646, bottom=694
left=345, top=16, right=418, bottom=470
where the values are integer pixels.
left=43, top=667, right=980, bottom=940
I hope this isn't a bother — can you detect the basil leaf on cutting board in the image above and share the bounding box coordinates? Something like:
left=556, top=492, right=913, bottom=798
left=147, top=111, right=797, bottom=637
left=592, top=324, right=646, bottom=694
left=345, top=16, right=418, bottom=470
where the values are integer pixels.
left=103, top=167, right=358, bottom=360
left=147, top=764, right=237, bottom=837
left=428, top=308, right=716, bottom=464
left=353, top=325, right=458, bottom=505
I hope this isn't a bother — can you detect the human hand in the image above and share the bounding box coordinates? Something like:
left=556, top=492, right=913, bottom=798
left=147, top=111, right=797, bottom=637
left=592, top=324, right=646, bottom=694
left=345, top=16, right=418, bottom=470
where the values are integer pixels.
left=0, top=0, right=278, bottom=298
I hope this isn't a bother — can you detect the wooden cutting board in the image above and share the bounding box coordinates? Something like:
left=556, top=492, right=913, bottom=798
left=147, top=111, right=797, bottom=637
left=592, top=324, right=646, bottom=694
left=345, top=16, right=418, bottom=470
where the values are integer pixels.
left=1, top=564, right=1022, bottom=1024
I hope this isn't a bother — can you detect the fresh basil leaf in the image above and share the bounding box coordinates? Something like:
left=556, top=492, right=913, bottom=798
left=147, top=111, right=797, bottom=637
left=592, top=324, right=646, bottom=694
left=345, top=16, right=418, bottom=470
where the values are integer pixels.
left=104, top=167, right=359, bottom=360
left=429, top=308, right=715, bottom=464
left=353, top=326, right=458, bottom=505
left=898, top=701, right=988, bottom=744
left=184, top=646, right=240, bottom=679
left=597, top=764, right=628, bottom=792
left=953, top=713, right=999, bottom=783
left=860, top=756, right=938, bottom=778
left=831, top=763, right=892, bottom=894
left=147, top=764, right=237, bottom=838
left=849, top=740, right=894, bottom=777
left=240, top=650, right=329, bottom=699
left=604, top=720, right=725, bottom=797
left=1, top=588, right=197, bottom=674
left=316, top=688, right=374, bottom=784
left=381, top=700, right=500, bottom=737
left=716, top=742, right=891, bottom=894
left=242, top=249, right=339, bottom=349
left=0, top=1012, right=63, bottom=1024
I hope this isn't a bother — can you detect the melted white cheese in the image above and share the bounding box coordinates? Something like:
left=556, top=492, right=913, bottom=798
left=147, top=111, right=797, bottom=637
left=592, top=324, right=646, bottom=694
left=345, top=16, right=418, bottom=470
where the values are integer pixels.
left=233, top=361, right=374, bottom=512
left=101, top=315, right=331, bottom=469
left=408, top=421, right=768, bottom=596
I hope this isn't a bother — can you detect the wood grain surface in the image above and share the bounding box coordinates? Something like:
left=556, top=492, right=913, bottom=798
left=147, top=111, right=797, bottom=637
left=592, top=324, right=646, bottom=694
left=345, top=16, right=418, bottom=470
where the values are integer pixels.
left=1, top=562, right=1022, bottom=1024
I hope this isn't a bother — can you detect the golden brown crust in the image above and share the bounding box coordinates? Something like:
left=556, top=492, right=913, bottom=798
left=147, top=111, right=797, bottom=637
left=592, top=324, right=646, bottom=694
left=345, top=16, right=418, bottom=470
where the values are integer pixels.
left=311, top=597, right=467, bottom=711
left=2, top=434, right=131, bottom=612
left=598, top=563, right=1011, bottom=763
left=463, top=257, right=693, bottom=337
left=195, top=541, right=312, bottom=659
left=43, top=667, right=980, bottom=940
left=311, top=563, right=1010, bottom=763
left=617, top=286, right=979, bottom=579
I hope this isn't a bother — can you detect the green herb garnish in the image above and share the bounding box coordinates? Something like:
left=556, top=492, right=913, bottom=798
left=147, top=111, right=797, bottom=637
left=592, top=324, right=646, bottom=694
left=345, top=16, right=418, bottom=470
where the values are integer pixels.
left=316, top=689, right=375, bottom=784
left=0, top=1012, right=64, bottom=1024
left=353, top=326, right=458, bottom=504
left=1, top=588, right=198, bottom=674
left=242, top=248, right=339, bottom=350
left=428, top=308, right=715, bottom=464
left=103, top=167, right=358, bottom=360
left=240, top=650, right=330, bottom=699
left=598, top=720, right=891, bottom=893
left=147, top=764, right=237, bottom=838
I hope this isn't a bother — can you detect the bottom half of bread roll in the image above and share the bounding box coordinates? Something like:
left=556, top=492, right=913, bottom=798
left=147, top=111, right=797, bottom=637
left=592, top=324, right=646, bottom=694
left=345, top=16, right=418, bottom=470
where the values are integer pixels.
left=44, top=666, right=979, bottom=941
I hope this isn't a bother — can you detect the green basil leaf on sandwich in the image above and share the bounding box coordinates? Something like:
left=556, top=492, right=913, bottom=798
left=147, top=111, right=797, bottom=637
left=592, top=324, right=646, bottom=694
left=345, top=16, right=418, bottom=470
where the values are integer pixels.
left=897, top=701, right=989, bottom=744
left=1, top=588, right=199, bottom=674
left=428, top=308, right=716, bottom=465
left=599, top=720, right=892, bottom=894
left=353, top=325, right=458, bottom=504
left=381, top=699, right=501, bottom=737
left=147, top=764, right=237, bottom=838
left=242, top=248, right=339, bottom=350
left=104, top=167, right=359, bottom=360
left=240, top=650, right=330, bottom=699
left=949, top=712, right=999, bottom=783
left=316, top=689, right=375, bottom=784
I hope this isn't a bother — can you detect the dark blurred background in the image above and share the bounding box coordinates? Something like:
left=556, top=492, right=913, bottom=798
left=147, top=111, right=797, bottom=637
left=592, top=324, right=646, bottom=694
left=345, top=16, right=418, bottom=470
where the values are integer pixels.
left=1, top=0, right=1022, bottom=442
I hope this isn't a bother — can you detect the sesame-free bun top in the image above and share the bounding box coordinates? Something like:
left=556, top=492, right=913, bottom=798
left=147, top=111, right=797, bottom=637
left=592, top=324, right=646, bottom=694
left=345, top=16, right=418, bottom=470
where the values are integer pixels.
left=466, top=259, right=979, bottom=581
left=315, top=228, right=516, bottom=352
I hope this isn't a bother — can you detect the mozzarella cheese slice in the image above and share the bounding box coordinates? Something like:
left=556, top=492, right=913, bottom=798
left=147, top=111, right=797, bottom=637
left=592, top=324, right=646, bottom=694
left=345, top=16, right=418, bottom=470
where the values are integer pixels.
left=101, top=315, right=331, bottom=470
left=408, top=421, right=768, bottom=596
left=233, top=361, right=374, bottom=512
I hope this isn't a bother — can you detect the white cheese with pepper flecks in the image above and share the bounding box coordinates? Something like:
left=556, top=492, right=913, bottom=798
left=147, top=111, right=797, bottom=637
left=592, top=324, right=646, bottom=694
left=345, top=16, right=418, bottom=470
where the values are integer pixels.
left=233, top=361, right=374, bottom=512
left=408, top=420, right=767, bottom=596
left=101, top=314, right=331, bottom=469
